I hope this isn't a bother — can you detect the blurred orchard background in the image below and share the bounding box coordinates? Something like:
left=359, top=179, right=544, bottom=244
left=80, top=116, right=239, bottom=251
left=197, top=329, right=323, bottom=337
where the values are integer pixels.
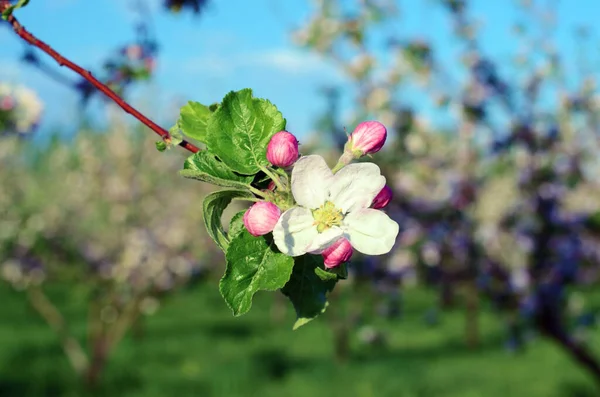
left=3, top=0, right=600, bottom=395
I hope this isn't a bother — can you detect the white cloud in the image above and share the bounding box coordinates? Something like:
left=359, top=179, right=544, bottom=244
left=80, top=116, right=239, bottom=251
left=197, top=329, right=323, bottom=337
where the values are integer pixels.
left=244, top=49, right=334, bottom=74
left=178, top=54, right=236, bottom=77
left=178, top=48, right=337, bottom=78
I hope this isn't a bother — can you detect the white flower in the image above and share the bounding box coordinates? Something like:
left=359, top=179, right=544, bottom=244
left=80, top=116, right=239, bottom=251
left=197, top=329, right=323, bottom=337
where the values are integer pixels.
left=273, top=155, right=399, bottom=257
left=14, top=86, right=43, bottom=133
left=0, top=83, right=43, bottom=134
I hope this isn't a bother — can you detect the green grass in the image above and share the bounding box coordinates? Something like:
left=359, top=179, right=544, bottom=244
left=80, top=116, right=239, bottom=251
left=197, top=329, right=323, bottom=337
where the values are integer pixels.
left=1, top=282, right=599, bottom=397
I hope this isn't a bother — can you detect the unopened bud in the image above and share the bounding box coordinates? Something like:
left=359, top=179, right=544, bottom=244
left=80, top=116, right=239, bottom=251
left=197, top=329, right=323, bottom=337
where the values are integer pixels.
left=322, top=238, right=353, bottom=268
left=266, top=131, right=299, bottom=168
left=371, top=185, right=393, bottom=209
left=345, top=121, right=387, bottom=157
left=0, top=96, right=15, bottom=111
left=145, top=58, right=156, bottom=72
left=243, top=202, right=281, bottom=236
left=125, top=45, right=143, bottom=61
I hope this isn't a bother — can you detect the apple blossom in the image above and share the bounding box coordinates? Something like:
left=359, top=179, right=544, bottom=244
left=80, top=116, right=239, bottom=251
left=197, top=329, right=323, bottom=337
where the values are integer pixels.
left=266, top=131, right=299, bottom=168
left=273, top=155, right=399, bottom=257
left=125, top=44, right=143, bottom=61
left=345, top=121, right=387, bottom=157
left=243, top=202, right=281, bottom=236
left=0, top=83, right=43, bottom=134
left=371, top=185, right=393, bottom=209
left=0, top=95, right=14, bottom=111
left=322, top=237, right=353, bottom=268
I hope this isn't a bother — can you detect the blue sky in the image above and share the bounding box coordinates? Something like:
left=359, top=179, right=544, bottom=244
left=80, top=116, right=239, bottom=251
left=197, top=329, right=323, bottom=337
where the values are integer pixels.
left=1, top=0, right=599, bottom=141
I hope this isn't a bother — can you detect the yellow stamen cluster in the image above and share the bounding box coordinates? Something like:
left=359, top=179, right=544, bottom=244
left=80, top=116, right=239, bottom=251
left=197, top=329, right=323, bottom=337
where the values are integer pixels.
left=312, top=201, right=343, bottom=233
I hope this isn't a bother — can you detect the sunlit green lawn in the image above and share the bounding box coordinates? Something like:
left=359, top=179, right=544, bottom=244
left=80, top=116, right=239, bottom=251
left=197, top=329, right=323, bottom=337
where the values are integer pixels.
left=1, top=281, right=599, bottom=397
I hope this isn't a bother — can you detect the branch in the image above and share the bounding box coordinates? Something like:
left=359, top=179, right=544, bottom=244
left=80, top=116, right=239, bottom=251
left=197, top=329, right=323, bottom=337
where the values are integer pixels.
left=27, top=287, right=90, bottom=376
left=0, top=2, right=199, bottom=154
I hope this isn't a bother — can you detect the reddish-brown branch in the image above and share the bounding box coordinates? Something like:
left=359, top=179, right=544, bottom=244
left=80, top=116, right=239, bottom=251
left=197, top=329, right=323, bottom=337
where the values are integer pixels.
left=1, top=3, right=199, bottom=154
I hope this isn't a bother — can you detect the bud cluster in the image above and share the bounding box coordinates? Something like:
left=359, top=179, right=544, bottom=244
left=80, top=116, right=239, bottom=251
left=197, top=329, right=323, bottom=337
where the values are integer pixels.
left=245, top=123, right=392, bottom=272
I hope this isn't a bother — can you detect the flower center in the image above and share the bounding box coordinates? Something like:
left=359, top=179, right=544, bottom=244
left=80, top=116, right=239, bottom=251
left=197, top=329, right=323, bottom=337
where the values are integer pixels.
left=312, top=201, right=343, bottom=233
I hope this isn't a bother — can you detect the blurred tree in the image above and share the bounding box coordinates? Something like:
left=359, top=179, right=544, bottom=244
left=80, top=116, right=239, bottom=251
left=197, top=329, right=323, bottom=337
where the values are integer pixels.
left=0, top=123, right=231, bottom=387
left=294, top=0, right=600, bottom=382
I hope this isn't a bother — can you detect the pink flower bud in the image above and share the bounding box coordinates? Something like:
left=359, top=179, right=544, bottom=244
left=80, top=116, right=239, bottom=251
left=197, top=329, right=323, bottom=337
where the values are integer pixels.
left=0, top=96, right=15, bottom=111
left=243, top=202, right=281, bottom=237
left=144, top=57, right=156, bottom=72
left=322, top=238, right=353, bottom=268
left=371, top=185, right=393, bottom=209
left=346, top=121, right=387, bottom=156
left=266, top=131, right=299, bottom=168
left=260, top=180, right=277, bottom=195
left=125, top=45, right=143, bottom=60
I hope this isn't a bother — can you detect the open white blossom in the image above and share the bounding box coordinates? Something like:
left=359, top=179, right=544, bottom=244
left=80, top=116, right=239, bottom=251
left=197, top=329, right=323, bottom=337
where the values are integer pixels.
left=273, top=155, right=399, bottom=257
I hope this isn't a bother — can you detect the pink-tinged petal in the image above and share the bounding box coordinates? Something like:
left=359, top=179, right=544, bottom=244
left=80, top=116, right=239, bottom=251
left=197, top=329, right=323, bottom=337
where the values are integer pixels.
left=291, top=155, right=334, bottom=209
left=243, top=202, right=281, bottom=236
left=267, top=131, right=299, bottom=168
left=371, top=185, right=393, bottom=209
left=343, top=208, right=399, bottom=255
left=322, top=238, right=353, bottom=268
left=306, top=226, right=344, bottom=254
left=329, top=163, right=386, bottom=213
left=273, top=207, right=318, bottom=256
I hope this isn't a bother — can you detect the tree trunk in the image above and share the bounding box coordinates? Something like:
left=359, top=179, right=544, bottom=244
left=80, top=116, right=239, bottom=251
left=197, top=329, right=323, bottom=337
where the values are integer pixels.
left=85, top=335, right=108, bottom=389
left=464, top=282, right=479, bottom=348
left=538, top=319, right=600, bottom=386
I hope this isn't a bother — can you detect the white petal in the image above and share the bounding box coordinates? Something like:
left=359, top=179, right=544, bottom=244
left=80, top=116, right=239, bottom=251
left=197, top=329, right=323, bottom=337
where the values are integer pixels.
left=273, top=207, right=318, bottom=256
left=306, top=227, right=344, bottom=254
left=291, top=155, right=334, bottom=209
left=343, top=209, right=399, bottom=255
left=329, top=163, right=386, bottom=213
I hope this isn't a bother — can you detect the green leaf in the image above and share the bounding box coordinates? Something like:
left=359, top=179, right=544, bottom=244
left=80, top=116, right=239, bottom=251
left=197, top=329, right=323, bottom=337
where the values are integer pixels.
left=2, top=0, right=30, bottom=20
left=203, top=190, right=254, bottom=252
left=180, top=151, right=254, bottom=189
left=331, top=263, right=348, bottom=279
left=314, top=267, right=338, bottom=282
left=179, top=101, right=211, bottom=143
left=155, top=141, right=167, bottom=152
left=282, top=255, right=337, bottom=329
left=228, top=211, right=246, bottom=241
left=206, top=89, right=286, bottom=174
left=220, top=230, right=294, bottom=316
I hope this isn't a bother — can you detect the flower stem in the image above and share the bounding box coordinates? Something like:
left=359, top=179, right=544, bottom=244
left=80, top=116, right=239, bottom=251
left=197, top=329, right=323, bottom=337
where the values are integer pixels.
left=260, top=166, right=286, bottom=191
left=233, top=197, right=262, bottom=203
left=249, top=186, right=268, bottom=198
left=332, top=151, right=354, bottom=173
left=273, top=168, right=291, bottom=189
left=331, top=162, right=345, bottom=174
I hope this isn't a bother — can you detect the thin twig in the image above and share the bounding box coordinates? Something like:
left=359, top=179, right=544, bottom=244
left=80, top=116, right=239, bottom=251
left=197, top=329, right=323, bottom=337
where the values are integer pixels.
left=0, top=2, right=199, bottom=154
